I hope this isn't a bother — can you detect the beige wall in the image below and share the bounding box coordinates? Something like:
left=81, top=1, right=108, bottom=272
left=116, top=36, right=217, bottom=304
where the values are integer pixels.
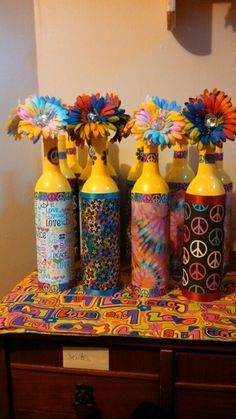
left=0, top=0, right=235, bottom=296
left=33, top=0, right=236, bottom=242
left=0, top=0, right=40, bottom=297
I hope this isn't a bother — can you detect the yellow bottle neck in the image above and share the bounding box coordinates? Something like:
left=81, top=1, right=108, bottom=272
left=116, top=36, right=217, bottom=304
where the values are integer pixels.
left=172, top=143, right=188, bottom=167
left=215, top=145, right=223, bottom=170
left=43, top=138, right=60, bottom=174
left=91, top=137, right=109, bottom=176
left=142, top=143, right=160, bottom=176
left=197, top=145, right=216, bottom=176
left=58, top=133, right=75, bottom=179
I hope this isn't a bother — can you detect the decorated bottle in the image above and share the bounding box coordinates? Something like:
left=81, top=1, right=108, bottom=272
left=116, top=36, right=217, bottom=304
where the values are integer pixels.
left=182, top=145, right=225, bottom=301
left=129, top=95, right=186, bottom=297
left=182, top=88, right=236, bottom=301
left=58, top=130, right=80, bottom=261
left=66, top=135, right=83, bottom=178
left=107, top=142, right=118, bottom=183
left=67, top=92, right=129, bottom=294
left=35, top=137, right=74, bottom=291
left=131, top=141, right=170, bottom=297
left=78, top=147, right=93, bottom=190
left=81, top=136, right=121, bottom=295
left=215, top=145, right=233, bottom=274
left=165, top=142, right=195, bottom=277
left=125, top=138, right=144, bottom=265
left=6, top=95, right=74, bottom=293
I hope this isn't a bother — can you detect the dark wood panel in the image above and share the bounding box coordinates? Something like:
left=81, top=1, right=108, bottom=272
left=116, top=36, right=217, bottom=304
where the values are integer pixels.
left=10, top=340, right=160, bottom=374
left=175, top=352, right=236, bottom=384
left=109, top=347, right=160, bottom=374
left=0, top=337, right=10, bottom=418
left=15, top=410, right=77, bottom=419
left=11, top=368, right=160, bottom=419
left=175, top=388, right=236, bottom=419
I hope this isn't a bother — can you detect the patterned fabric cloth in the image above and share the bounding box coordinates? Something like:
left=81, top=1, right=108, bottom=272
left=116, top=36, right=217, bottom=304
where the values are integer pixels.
left=0, top=269, right=235, bottom=341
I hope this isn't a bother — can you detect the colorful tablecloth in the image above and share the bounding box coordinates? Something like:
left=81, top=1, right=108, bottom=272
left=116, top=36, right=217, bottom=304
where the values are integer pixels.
left=0, top=269, right=235, bottom=342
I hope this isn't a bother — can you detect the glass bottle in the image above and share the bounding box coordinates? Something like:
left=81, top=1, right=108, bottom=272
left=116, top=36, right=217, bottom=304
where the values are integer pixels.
left=165, top=142, right=194, bottom=277
left=34, top=137, right=74, bottom=292
left=80, top=136, right=121, bottom=295
left=125, top=138, right=144, bottom=265
left=131, top=141, right=170, bottom=297
left=215, top=145, right=233, bottom=274
left=58, top=131, right=80, bottom=262
left=182, top=145, right=225, bottom=301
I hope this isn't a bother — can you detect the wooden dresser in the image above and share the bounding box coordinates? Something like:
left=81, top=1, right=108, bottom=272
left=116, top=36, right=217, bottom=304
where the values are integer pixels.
left=0, top=267, right=236, bottom=419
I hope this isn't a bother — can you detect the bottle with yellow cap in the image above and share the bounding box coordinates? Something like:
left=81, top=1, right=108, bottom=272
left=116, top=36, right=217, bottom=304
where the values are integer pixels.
left=58, top=130, right=80, bottom=262
left=81, top=135, right=121, bottom=295
left=165, top=141, right=195, bottom=277
left=66, top=135, right=83, bottom=178
left=6, top=94, right=74, bottom=292
left=129, top=95, right=186, bottom=297
left=125, top=138, right=144, bottom=265
left=215, top=145, right=233, bottom=274
left=66, top=93, right=130, bottom=295
left=181, top=88, right=236, bottom=301
left=35, top=137, right=74, bottom=292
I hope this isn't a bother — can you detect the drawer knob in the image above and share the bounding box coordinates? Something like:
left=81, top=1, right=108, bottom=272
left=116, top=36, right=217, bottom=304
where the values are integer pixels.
left=73, top=383, right=103, bottom=418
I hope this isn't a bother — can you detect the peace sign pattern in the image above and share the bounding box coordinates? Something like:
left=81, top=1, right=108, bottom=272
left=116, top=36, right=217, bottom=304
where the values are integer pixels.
left=182, top=194, right=225, bottom=300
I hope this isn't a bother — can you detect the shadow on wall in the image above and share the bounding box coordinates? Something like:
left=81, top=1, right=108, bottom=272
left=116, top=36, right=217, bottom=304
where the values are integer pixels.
left=0, top=172, right=39, bottom=297
left=0, top=0, right=39, bottom=297
left=173, top=0, right=236, bottom=55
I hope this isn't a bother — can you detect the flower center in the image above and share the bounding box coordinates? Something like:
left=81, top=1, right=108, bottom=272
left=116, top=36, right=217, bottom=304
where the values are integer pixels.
left=87, top=112, right=97, bottom=122
left=36, top=114, right=48, bottom=126
left=153, top=117, right=165, bottom=131
left=204, top=113, right=217, bottom=128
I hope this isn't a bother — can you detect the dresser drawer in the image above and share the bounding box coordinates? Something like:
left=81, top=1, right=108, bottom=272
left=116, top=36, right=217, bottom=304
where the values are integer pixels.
left=174, top=352, right=236, bottom=419
left=11, top=365, right=160, bottom=418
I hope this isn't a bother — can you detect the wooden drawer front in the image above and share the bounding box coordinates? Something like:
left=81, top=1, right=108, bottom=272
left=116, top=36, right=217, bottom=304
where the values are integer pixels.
left=175, top=352, right=236, bottom=384
left=175, top=352, right=236, bottom=419
left=175, top=388, right=236, bottom=419
left=11, top=367, right=160, bottom=419
left=10, top=341, right=160, bottom=375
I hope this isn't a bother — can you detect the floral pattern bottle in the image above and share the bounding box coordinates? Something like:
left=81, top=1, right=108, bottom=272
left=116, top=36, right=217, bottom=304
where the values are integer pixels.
left=81, top=137, right=121, bottom=295
left=131, top=142, right=170, bottom=297
left=215, top=145, right=233, bottom=274
left=35, top=137, right=74, bottom=291
left=165, top=142, right=195, bottom=277
left=67, top=92, right=129, bottom=294
left=58, top=131, right=80, bottom=262
left=125, top=138, right=144, bottom=265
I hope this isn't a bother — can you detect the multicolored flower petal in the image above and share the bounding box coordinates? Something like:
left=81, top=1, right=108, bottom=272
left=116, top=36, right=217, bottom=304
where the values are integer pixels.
left=67, top=93, right=130, bottom=145
left=127, top=96, right=186, bottom=149
left=183, top=89, right=236, bottom=150
left=7, top=95, right=68, bottom=143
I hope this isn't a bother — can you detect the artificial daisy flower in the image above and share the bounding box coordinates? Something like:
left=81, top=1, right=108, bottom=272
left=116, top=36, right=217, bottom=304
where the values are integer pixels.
left=67, top=93, right=130, bottom=145
left=128, top=96, right=186, bottom=149
left=183, top=89, right=236, bottom=150
left=7, top=95, right=68, bottom=143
